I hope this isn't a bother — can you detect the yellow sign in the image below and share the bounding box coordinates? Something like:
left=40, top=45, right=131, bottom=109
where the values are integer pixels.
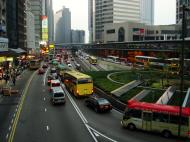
left=49, top=44, right=54, bottom=49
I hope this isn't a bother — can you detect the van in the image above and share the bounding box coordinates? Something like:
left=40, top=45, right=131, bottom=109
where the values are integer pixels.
left=51, top=87, right=66, bottom=104
left=50, top=79, right=61, bottom=92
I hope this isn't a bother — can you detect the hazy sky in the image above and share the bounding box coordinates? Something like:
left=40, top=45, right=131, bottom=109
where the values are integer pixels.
left=53, top=0, right=176, bottom=42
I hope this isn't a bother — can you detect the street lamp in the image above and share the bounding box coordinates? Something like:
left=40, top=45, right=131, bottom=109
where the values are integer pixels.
left=178, top=4, right=190, bottom=137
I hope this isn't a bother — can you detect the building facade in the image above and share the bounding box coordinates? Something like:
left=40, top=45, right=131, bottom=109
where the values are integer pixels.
left=176, top=0, right=190, bottom=37
left=26, top=0, right=35, bottom=50
left=42, top=0, right=54, bottom=42
left=30, top=0, right=42, bottom=48
left=71, top=30, right=85, bottom=43
left=104, top=21, right=181, bottom=43
left=0, top=0, right=7, bottom=37
left=55, top=7, right=71, bottom=43
left=89, top=0, right=154, bottom=43
left=6, top=0, right=27, bottom=50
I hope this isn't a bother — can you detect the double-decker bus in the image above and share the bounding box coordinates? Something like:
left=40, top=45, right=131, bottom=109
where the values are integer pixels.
left=64, top=70, right=93, bottom=97
left=29, top=59, right=41, bottom=70
left=121, top=100, right=190, bottom=138
left=107, top=55, right=120, bottom=63
left=135, top=56, right=157, bottom=68
left=89, top=56, right=97, bottom=65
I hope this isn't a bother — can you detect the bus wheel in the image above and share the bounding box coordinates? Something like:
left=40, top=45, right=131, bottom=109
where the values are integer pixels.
left=162, top=130, right=171, bottom=138
left=127, top=123, right=136, bottom=130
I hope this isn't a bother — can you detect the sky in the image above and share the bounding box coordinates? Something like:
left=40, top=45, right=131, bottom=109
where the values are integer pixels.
left=53, top=0, right=176, bottom=42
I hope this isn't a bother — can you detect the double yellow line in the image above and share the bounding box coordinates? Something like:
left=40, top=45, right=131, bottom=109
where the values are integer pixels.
left=8, top=71, right=36, bottom=142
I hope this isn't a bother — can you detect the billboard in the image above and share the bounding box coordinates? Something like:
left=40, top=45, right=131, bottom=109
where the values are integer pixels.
left=41, top=16, right=48, bottom=41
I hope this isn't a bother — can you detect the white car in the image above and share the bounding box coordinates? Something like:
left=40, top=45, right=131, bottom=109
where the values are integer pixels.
left=68, top=64, right=72, bottom=67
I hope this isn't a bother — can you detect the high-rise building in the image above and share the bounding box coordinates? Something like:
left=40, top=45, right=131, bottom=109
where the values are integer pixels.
left=71, top=30, right=85, bottom=43
left=42, top=0, right=54, bottom=42
left=0, top=0, right=7, bottom=37
left=88, top=0, right=95, bottom=43
left=176, top=0, right=190, bottom=37
left=30, top=0, right=42, bottom=48
left=55, top=7, right=71, bottom=43
left=26, top=0, right=35, bottom=50
left=6, top=0, right=27, bottom=50
left=89, top=0, right=154, bottom=43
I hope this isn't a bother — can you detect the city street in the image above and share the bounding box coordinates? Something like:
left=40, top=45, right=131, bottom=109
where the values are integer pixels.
left=2, top=69, right=179, bottom=142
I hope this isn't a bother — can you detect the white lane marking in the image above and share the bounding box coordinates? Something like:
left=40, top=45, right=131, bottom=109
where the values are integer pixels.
left=64, top=87, right=98, bottom=142
left=43, top=67, right=49, bottom=86
left=45, top=108, right=47, bottom=112
left=64, top=87, right=88, bottom=124
left=6, top=133, right=9, bottom=139
left=11, top=119, right=14, bottom=124
left=46, top=126, right=50, bottom=131
left=112, top=109, right=123, bottom=115
left=43, top=97, right=46, bottom=101
left=94, top=132, right=100, bottom=137
left=87, top=125, right=118, bottom=142
left=9, top=126, right=11, bottom=131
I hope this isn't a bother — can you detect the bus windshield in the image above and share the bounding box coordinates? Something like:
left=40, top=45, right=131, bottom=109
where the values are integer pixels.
left=78, top=78, right=92, bottom=84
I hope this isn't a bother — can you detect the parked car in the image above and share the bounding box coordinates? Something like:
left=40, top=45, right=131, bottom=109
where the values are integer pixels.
left=50, top=87, right=66, bottom=105
left=38, top=68, right=45, bottom=75
left=85, top=95, right=112, bottom=112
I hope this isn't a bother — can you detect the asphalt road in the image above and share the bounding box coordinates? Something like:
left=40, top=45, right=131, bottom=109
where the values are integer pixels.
left=13, top=70, right=94, bottom=142
left=0, top=70, right=34, bottom=142
left=9, top=66, right=187, bottom=142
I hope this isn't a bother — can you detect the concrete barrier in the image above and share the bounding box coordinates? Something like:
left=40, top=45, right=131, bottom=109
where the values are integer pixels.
left=156, top=86, right=176, bottom=105
left=131, top=89, right=151, bottom=101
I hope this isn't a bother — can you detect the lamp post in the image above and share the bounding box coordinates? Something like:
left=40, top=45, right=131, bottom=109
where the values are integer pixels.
left=178, top=4, right=190, bottom=137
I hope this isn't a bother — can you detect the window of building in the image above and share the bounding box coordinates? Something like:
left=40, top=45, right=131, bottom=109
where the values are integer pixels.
left=118, top=27, right=125, bottom=42
left=107, top=29, right=115, bottom=34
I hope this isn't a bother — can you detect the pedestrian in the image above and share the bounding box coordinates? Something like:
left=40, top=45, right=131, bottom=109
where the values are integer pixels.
left=12, top=75, right=16, bottom=86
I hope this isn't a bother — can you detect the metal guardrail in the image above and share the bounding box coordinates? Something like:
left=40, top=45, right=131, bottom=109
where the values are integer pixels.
left=94, top=86, right=126, bottom=113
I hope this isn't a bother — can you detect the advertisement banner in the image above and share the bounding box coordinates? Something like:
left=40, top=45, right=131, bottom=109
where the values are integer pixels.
left=0, top=38, right=8, bottom=52
left=41, top=16, right=48, bottom=41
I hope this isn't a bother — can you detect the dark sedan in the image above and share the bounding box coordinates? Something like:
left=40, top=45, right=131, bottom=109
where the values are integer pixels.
left=85, top=96, right=112, bottom=112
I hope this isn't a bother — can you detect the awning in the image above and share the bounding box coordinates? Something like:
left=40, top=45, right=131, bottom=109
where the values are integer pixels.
left=10, top=48, right=26, bottom=54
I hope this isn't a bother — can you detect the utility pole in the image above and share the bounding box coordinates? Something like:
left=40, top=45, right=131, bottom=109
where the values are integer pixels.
left=178, top=4, right=190, bottom=137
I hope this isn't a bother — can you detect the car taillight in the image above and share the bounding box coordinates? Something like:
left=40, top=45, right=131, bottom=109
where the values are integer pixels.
left=48, top=80, right=51, bottom=82
left=99, top=105, right=104, bottom=109
left=186, top=131, right=190, bottom=136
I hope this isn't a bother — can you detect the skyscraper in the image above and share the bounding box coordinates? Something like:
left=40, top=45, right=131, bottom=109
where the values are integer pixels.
left=30, top=0, right=42, bottom=48
left=43, top=0, right=54, bottom=42
left=176, top=0, right=190, bottom=37
left=55, top=7, right=71, bottom=43
left=0, top=0, right=7, bottom=37
left=89, top=0, right=154, bottom=43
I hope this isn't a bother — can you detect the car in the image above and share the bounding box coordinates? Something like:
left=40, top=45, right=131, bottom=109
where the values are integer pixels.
left=42, top=64, right=48, bottom=68
left=49, top=79, right=61, bottom=92
left=68, top=64, right=72, bottom=68
left=47, top=75, right=54, bottom=86
left=50, top=68, right=58, bottom=79
left=38, top=68, right=45, bottom=74
left=50, top=87, right=66, bottom=105
left=85, top=95, right=112, bottom=112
